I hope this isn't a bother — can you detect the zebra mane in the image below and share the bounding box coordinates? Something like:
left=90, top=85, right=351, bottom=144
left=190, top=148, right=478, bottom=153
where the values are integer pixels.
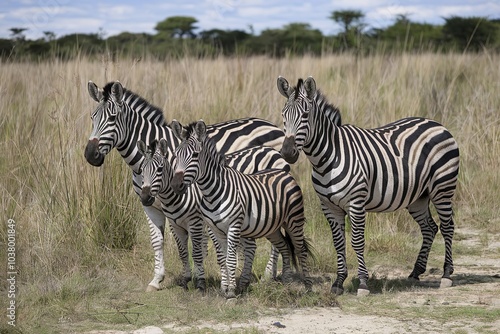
left=314, top=90, right=342, bottom=126
left=102, top=82, right=168, bottom=126
left=294, top=78, right=304, bottom=100
left=183, top=122, right=225, bottom=166
left=292, top=79, right=342, bottom=126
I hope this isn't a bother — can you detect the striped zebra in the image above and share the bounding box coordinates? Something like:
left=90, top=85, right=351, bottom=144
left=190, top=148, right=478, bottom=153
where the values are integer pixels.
left=276, top=76, right=459, bottom=295
left=84, top=81, right=285, bottom=291
left=137, top=139, right=288, bottom=291
left=169, top=120, right=312, bottom=299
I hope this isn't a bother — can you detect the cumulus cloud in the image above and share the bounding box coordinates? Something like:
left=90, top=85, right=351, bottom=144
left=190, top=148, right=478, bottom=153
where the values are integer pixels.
left=0, top=0, right=497, bottom=39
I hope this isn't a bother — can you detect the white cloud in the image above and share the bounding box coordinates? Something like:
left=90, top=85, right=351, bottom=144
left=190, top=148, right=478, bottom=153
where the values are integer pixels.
left=237, top=6, right=287, bottom=18
left=10, top=6, right=82, bottom=19
left=1, top=0, right=498, bottom=40
left=97, top=5, right=135, bottom=17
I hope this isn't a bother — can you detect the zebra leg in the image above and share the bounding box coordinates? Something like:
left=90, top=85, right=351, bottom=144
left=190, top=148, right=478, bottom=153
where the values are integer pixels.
left=263, top=244, right=279, bottom=280
left=208, top=226, right=229, bottom=295
left=434, top=200, right=455, bottom=288
left=226, top=224, right=243, bottom=299
left=321, top=203, right=348, bottom=295
left=285, top=218, right=312, bottom=291
left=266, top=231, right=293, bottom=284
left=169, top=223, right=192, bottom=290
left=143, top=205, right=166, bottom=292
left=407, top=199, right=438, bottom=281
left=238, top=238, right=257, bottom=293
left=349, top=206, right=370, bottom=296
left=189, top=218, right=207, bottom=292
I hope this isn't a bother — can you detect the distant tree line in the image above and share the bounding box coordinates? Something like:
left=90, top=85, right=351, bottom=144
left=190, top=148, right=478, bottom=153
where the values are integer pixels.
left=1, top=11, right=499, bottom=60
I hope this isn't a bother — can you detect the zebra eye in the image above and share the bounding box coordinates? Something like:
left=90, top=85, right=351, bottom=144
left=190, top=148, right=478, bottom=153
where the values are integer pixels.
left=108, top=114, right=116, bottom=122
left=157, top=165, right=163, bottom=172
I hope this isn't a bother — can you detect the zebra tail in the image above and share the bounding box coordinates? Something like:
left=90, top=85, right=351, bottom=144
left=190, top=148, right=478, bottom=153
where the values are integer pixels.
left=282, top=230, right=299, bottom=271
left=282, top=230, right=316, bottom=271
left=303, top=236, right=317, bottom=266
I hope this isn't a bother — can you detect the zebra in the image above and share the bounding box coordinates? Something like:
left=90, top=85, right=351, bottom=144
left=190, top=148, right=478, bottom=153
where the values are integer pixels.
left=137, top=139, right=289, bottom=291
left=276, top=76, right=459, bottom=296
left=84, top=81, right=285, bottom=291
left=169, top=120, right=312, bottom=299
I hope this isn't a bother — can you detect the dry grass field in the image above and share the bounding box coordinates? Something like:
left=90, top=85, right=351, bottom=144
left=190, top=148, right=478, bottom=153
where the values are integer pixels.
left=0, top=52, right=499, bottom=333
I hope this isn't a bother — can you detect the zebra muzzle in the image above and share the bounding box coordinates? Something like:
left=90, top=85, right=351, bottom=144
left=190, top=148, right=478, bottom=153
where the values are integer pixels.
left=84, top=138, right=105, bottom=167
left=280, top=136, right=299, bottom=164
left=140, top=186, right=155, bottom=206
left=172, top=171, right=187, bottom=195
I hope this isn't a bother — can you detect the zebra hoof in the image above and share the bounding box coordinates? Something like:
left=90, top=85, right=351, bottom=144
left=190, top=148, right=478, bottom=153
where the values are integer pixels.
left=146, top=285, right=159, bottom=292
left=440, top=278, right=453, bottom=288
left=176, top=276, right=191, bottom=290
left=408, top=276, right=420, bottom=283
left=196, top=278, right=206, bottom=292
left=330, top=286, right=344, bottom=295
left=357, top=288, right=370, bottom=297
left=226, top=289, right=237, bottom=300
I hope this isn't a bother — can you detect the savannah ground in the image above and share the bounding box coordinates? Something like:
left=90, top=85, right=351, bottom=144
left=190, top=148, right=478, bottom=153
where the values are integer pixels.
left=0, top=52, right=499, bottom=333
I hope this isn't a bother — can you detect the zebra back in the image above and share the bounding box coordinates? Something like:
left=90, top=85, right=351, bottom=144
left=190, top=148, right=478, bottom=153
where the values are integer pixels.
left=85, top=81, right=285, bottom=174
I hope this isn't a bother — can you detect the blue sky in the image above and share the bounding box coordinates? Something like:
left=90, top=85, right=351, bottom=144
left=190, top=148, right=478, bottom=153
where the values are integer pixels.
left=1, top=0, right=498, bottom=40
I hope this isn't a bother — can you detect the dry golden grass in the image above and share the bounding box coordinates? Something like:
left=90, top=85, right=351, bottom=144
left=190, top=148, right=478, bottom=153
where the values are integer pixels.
left=0, top=52, right=498, bottom=333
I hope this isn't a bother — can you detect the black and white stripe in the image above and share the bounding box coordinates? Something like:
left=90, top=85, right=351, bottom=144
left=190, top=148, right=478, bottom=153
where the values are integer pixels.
left=277, top=76, right=459, bottom=295
left=170, top=120, right=312, bottom=299
left=137, top=140, right=289, bottom=291
left=84, top=81, right=285, bottom=291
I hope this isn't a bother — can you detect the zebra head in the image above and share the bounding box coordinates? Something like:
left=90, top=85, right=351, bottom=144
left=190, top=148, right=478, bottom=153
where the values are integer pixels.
left=170, top=120, right=205, bottom=195
left=277, top=76, right=317, bottom=164
left=136, top=139, right=169, bottom=206
left=84, top=81, right=125, bottom=167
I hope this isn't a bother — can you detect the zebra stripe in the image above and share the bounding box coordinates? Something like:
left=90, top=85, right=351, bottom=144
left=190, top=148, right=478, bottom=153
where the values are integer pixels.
left=169, top=120, right=312, bottom=299
left=84, top=81, right=285, bottom=291
left=277, top=76, right=459, bottom=295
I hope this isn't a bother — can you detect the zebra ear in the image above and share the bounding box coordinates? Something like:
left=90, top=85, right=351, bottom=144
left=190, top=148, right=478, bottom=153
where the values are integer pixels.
left=111, top=81, right=124, bottom=104
left=277, top=76, right=291, bottom=98
left=304, top=76, right=316, bottom=99
left=159, top=138, right=169, bottom=157
left=137, top=140, right=147, bottom=156
left=88, top=81, right=102, bottom=102
left=171, top=120, right=183, bottom=140
left=195, top=120, right=207, bottom=142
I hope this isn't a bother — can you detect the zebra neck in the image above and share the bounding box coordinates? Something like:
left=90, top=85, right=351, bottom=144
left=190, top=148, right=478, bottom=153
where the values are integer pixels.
left=196, top=144, right=226, bottom=199
left=116, top=111, right=177, bottom=173
left=159, top=163, right=175, bottom=195
left=303, top=106, right=340, bottom=169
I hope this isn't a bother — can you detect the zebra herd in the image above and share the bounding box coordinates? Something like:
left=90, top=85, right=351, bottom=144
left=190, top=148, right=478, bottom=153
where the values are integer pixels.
left=84, top=76, right=460, bottom=298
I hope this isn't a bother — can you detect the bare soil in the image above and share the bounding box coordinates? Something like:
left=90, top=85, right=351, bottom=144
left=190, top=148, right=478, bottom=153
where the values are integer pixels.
left=84, top=226, right=500, bottom=334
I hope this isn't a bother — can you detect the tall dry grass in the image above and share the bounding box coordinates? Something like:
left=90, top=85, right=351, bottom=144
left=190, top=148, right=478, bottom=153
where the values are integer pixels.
left=0, top=52, right=498, bottom=332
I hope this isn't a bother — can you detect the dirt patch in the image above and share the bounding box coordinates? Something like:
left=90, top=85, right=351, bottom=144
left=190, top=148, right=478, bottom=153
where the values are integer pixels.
left=84, top=227, right=500, bottom=334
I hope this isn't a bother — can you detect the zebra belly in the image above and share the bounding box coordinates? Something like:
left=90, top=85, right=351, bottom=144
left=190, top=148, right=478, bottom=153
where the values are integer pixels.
left=201, top=204, right=281, bottom=239
left=313, top=170, right=423, bottom=213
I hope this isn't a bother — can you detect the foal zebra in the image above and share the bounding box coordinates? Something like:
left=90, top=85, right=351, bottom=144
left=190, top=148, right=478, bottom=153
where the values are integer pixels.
left=277, top=76, right=459, bottom=295
left=84, top=81, right=285, bottom=291
left=170, top=120, right=312, bottom=298
left=137, top=139, right=288, bottom=291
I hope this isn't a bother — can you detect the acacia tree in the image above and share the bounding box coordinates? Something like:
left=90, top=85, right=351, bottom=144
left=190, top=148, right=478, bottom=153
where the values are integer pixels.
left=9, top=28, right=28, bottom=41
left=329, top=10, right=365, bottom=49
left=155, top=16, right=198, bottom=38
